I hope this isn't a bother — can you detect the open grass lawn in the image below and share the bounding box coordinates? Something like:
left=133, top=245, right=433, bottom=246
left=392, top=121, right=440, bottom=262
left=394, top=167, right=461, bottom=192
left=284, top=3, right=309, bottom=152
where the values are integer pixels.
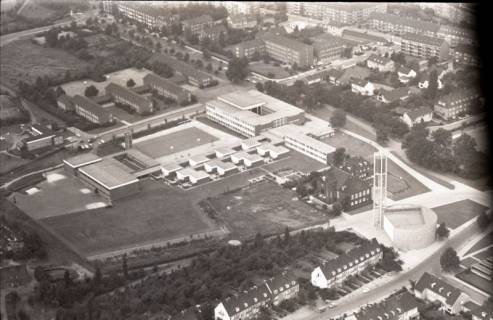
left=249, top=62, right=291, bottom=79
left=466, top=231, right=493, bottom=256
left=208, top=180, right=327, bottom=240
left=39, top=180, right=218, bottom=257
left=0, top=40, right=90, bottom=89
left=432, top=199, right=488, bottom=229
left=456, top=270, right=493, bottom=295
left=322, top=131, right=377, bottom=161
left=387, top=159, right=430, bottom=200
left=134, top=126, right=218, bottom=159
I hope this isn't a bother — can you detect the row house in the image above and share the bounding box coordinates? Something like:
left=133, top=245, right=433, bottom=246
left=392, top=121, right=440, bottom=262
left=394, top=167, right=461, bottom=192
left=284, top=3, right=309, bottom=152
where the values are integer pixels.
left=72, top=95, right=114, bottom=124
left=400, top=33, right=450, bottom=61
left=415, top=272, right=471, bottom=315
left=143, top=73, right=192, bottom=104
left=215, top=271, right=299, bottom=320
left=311, top=240, right=383, bottom=289
left=367, top=54, right=395, bottom=72
left=434, top=89, right=480, bottom=120
left=105, top=83, right=153, bottom=114
left=368, top=12, right=440, bottom=37
left=352, top=291, right=420, bottom=320
left=351, top=78, right=375, bottom=96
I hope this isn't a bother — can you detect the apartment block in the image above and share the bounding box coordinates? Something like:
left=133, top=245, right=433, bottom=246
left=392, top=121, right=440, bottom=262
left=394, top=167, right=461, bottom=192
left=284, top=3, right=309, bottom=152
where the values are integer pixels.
left=230, top=39, right=266, bottom=59
left=368, top=12, right=440, bottom=37
left=434, top=89, right=480, bottom=120
left=258, top=33, right=314, bottom=68
left=401, top=33, right=450, bottom=61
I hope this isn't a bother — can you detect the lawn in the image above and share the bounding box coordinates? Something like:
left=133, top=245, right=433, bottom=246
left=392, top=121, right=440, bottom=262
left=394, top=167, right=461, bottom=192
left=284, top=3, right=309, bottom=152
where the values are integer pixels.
left=134, top=126, right=218, bottom=159
left=249, top=62, right=291, bottom=79
left=387, top=159, right=430, bottom=200
left=338, top=65, right=371, bottom=84
left=207, top=180, right=327, bottom=240
left=39, top=180, right=219, bottom=257
left=466, top=231, right=493, bottom=255
left=0, top=40, right=90, bottom=89
left=321, top=131, right=378, bottom=161
left=456, top=270, right=493, bottom=295
left=262, top=150, right=326, bottom=174
left=432, top=199, right=488, bottom=229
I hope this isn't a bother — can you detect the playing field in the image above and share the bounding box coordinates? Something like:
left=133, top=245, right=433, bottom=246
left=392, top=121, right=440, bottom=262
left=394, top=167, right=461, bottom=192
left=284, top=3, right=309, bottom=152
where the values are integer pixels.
left=207, top=180, right=327, bottom=240
left=39, top=180, right=219, bottom=257
left=321, top=132, right=378, bottom=161
left=134, top=127, right=218, bottom=159
left=432, top=199, right=488, bottom=229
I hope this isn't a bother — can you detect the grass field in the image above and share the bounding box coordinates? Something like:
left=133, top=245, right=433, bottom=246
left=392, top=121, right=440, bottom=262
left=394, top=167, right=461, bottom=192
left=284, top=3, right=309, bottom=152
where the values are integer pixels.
left=322, top=131, right=378, bottom=161
left=207, top=180, right=327, bottom=240
left=40, top=180, right=218, bottom=257
left=134, top=127, right=218, bottom=159
left=432, top=199, right=488, bottom=229
left=387, top=159, right=430, bottom=200
left=0, top=40, right=90, bottom=89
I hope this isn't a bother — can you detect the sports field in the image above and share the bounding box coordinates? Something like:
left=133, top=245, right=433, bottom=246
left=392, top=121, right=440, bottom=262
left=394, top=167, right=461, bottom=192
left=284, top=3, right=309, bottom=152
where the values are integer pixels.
left=432, top=199, right=488, bottom=229
left=134, top=127, right=218, bottom=159
left=207, top=180, right=327, bottom=240
left=40, top=180, right=219, bottom=257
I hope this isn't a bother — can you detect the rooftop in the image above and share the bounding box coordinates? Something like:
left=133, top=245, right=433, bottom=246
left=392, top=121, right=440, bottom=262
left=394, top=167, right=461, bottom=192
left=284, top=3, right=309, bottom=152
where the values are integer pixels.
left=404, top=106, right=433, bottom=120
left=367, top=53, right=393, bottom=65
left=72, top=95, right=111, bottom=117
left=384, top=204, right=437, bottom=228
left=355, top=291, right=419, bottom=320
left=415, top=272, right=463, bottom=305
left=144, top=73, right=189, bottom=96
left=401, top=32, right=445, bottom=47
left=260, top=33, right=313, bottom=53
left=342, top=29, right=387, bottom=44
left=205, top=159, right=237, bottom=171
left=177, top=167, right=210, bottom=180
left=218, top=91, right=266, bottom=110
left=79, top=157, right=139, bottom=190
left=63, top=153, right=102, bottom=168
left=269, top=124, right=336, bottom=156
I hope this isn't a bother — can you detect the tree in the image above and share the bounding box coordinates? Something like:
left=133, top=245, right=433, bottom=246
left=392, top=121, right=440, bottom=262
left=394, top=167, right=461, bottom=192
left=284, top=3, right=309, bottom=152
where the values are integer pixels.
left=333, top=148, right=346, bottom=166
left=296, top=184, right=309, bottom=198
left=183, top=53, right=190, bottom=62
left=332, top=202, right=342, bottom=216
left=84, top=85, right=99, bottom=97
left=226, top=57, right=249, bottom=83
left=330, top=109, right=347, bottom=128
left=255, top=82, right=264, bottom=92
left=376, top=126, right=389, bottom=145
left=206, top=63, right=213, bottom=72
left=436, top=223, right=449, bottom=239
left=202, top=48, right=211, bottom=60
left=126, top=79, right=136, bottom=87
left=440, top=247, right=460, bottom=271
left=477, top=212, right=491, bottom=230
left=425, top=69, right=438, bottom=100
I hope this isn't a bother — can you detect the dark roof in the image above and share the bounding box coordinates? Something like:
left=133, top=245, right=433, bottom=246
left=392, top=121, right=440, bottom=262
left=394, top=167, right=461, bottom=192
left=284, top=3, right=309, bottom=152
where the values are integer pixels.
left=203, top=24, right=227, bottom=36
left=261, top=34, right=313, bottom=53
left=222, top=283, right=272, bottom=316
left=264, top=270, right=298, bottom=296
left=401, top=33, right=445, bottom=47
left=341, top=157, right=371, bottom=174
left=437, top=89, right=480, bottom=108
left=229, top=14, right=256, bottom=24
left=369, top=12, right=440, bottom=33
left=154, top=54, right=212, bottom=82
left=355, top=292, right=419, bottom=320
left=105, top=83, right=152, bottom=109
left=342, top=29, right=387, bottom=44
left=143, top=73, right=189, bottom=96
left=312, top=34, right=346, bottom=51
left=91, top=94, right=113, bottom=104
left=380, top=87, right=410, bottom=102
left=463, top=301, right=493, bottom=320
left=319, top=240, right=382, bottom=279
left=415, top=272, right=463, bottom=306
left=438, top=25, right=474, bottom=38
left=327, top=68, right=344, bottom=79
left=367, top=53, right=393, bottom=66
left=404, top=107, right=433, bottom=121
left=73, top=95, right=111, bottom=117
left=452, top=44, right=478, bottom=55
left=57, top=94, right=73, bottom=106
left=235, top=39, right=265, bottom=51
left=170, top=307, right=202, bottom=320
left=397, top=66, right=413, bottom=74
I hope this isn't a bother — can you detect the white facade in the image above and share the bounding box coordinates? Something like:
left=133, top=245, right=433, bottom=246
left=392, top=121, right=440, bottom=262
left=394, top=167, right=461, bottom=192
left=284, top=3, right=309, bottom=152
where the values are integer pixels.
left=401, top=111, right=433, bottom=128
left=351, top=81, right=375, bottom=96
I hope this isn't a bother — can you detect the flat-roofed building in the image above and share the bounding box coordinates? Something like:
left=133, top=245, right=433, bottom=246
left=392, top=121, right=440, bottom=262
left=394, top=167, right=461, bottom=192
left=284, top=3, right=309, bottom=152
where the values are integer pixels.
left=341, top=29, right=387, bottom=45
left=451, top=45, right=479, bottom=66
left=269, top=124, right=336, bottom=164
left=162, top=162, right=183, bottom=177
left=227, top=14, right=257, bottom=29
left=311, top=240, right=382, bottom=289
left=105, top=83, right=153, bottom=115
left=143, top=73, right=192, bottom=104
left=438, top=25, right=476, bottom=46
left=72, top=95, right=114, bottom=124
left=63, top=153, right=103, bottom=175
left=206, top=90, right=305, bottom=137
left=231, top=151, right=264, bottom=167
left=241, top=137, right=263, bottom=151
left=256, top=143, right=290, bottom=159
left=189, top=154, right=209, bottom=167
left=176, top=167, right=210, bottom=185
left=215, top=146, right=236, bottom=158
left=312, top=34, right=345, bottom=63
left=401, top=33, right=450, bottom=61
left=258, top=33, right=314, bottom=68
left=230, top=39, right=266, bottom=59
left=204, top=159, right=237, bottom=176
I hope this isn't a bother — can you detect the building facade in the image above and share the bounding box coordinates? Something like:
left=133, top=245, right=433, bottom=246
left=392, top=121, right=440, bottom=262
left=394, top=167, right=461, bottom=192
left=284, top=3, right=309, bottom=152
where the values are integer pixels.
left=434, top=89, right=480, bottom=120
left=143, top=73, right=192, bottom=104
left=106, top=83, right=153, bottom=114
left=400, top=33, right=450, bottom=61
left=72, top=95, right=114, bottom=124
left=259, top=33, right=314, bottom=68
left=366, top=54, right=395, bottom=72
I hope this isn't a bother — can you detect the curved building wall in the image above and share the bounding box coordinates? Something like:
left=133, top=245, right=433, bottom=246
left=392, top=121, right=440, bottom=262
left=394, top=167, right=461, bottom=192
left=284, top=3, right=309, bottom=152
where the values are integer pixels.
left=383, top=205, right=437, bottom=251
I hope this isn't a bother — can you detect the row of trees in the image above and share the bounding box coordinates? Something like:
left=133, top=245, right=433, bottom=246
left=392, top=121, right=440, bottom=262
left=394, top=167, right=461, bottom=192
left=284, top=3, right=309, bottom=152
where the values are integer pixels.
left=402, top=125, right=489, bottom=178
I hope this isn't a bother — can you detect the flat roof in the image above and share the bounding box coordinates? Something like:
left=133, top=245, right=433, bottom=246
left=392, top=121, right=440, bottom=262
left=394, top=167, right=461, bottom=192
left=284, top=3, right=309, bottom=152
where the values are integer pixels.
left=79, top=158, right=139, bottom=190
left=242, top=137, right=263, bottom=149
left=232, top=151, right=264, bottom=162
left=385, top=204, right=437, bottom=228
left=124, top=149, right=160, bottom=168
left=205, top=159, right=237, bottom=171
left=218, top=91, right=266, bottom=110
left=257, top=143, right=290, bottom=155
left=177, top=167, right=210, bottom=180
left=63, top=153, right=102, bottom=168
left=189, top=154, right=210, bottom=165
left=269, top=124, right=336, bottom=155
left=215, top=146, right=236, bottom=156
left=162, top=162, right=183, bottom=172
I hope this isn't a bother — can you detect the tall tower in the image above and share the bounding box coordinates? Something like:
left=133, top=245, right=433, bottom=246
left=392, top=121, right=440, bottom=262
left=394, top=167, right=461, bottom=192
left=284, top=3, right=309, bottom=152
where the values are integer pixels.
left=373, top=151, right=388, bottom=229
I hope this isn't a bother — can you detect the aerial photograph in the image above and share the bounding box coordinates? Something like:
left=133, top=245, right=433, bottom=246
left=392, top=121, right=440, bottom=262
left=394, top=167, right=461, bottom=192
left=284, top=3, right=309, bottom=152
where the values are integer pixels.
left=0, top=1, right=491, bottom=319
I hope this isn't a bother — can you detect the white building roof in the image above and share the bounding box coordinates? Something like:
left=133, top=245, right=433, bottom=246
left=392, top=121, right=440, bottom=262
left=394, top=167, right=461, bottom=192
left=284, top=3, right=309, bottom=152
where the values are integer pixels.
left=269, top=124, right=336, bottom=155
left=257, top=143, right=290, bottom=155
left=215, top=146, right=236, bottom=157
left=232, top=151, right=264, bottom=163
left=205, top=159, right=237, bottom=171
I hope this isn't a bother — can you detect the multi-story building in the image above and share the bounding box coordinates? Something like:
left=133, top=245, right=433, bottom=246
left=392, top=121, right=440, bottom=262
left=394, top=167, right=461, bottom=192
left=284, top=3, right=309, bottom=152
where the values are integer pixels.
left=286, top=3, right=302, bottom=16
left=258, top=33, right=314, bottom=68
left=214, top=271, right=299, bottom=320
left=205, top=91, right=305, bottom=137
left=105, top=83, right=153, bottom=114
left=311, top=240, right=383, bottom=289
left=321, top=3, right=387, bottom=25
left=451, top=45, right=479, bottom=66
left=366, top=54, right=395, bottom=72
left=353, top=292, right=420, bottom=320
left=182, top=14, right=214, bottom=36
left=311, top=34, right=346, bottom=64
left=19, top=124, right=63, bottom=152
left=221, top=1, right=260, bottom=15
left=401, top=107, right=433, bottom=128
left=368, top=12, right=440, bottom=37
left=56, top=94, right=74, bottom=112
left=72, top=95, right=114, bottom=124
left=341, top=29, right=387, bottom=45
left=401, top=33, right=450, bottom=61
left=227, top=14, right=257, bottom=30
left=437, top=25, right=476, bottom=46
left=230, top=39, right=266, bottom=59
left=434, top=89, right=480, bottom=120
left=154, top=54, right=214, bottom=88
left=415, top=272, right=471, bottom=315
left=116, top=2, right=178, bottom=29
left=143, top=73, right=192, bottom=104
left=199, top=24, right=227, bottom=42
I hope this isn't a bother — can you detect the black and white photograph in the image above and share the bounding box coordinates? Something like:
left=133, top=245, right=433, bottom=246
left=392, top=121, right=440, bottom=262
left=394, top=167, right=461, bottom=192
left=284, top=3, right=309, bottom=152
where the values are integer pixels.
left=0, top=1, right=491, bottom=320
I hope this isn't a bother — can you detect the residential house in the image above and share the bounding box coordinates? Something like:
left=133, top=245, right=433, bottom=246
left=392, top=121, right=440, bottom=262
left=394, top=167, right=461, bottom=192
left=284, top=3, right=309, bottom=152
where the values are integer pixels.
left=434, top=89, right=480, bottom=120
left=326, top=69, right=344, bottom=86
left=351, top=78, right=375, bottom=96
left=227, top=14, right=257, bottom=29
left=401, top=107, right=433, bottom=128
left=339, top=157, right=372, bottom=180
left=352, top=291, right=420, bottom=320
left=414, top=272, right=471, bottom=314
left=316, top=166, right=372, bottom=211
left=397, top=66, right=417, bottom=84
left=377, top=87, right=410, bottom=104
left=367, top=54, right=395, bottom=72
left=230, top=39, right=266, bottom=59
left=418, top=72, right=444, bottom=89
left=311, top=240, right=383, bottom=289
left=215, top=271, right=299, bottom=320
